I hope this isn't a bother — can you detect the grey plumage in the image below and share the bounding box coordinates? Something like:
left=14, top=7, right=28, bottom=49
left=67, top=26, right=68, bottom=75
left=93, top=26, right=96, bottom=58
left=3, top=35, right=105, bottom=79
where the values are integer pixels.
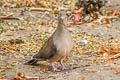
left=27, top=11, right=74, bottom=71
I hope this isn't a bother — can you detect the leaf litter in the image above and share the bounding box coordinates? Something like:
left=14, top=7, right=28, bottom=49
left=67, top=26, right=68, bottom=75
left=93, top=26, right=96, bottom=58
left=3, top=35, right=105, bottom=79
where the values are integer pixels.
left=0, top=0, right=120, bottom=80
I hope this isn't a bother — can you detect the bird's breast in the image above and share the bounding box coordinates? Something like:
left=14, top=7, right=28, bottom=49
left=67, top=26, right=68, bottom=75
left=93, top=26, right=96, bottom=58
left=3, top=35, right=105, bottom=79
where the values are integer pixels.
left=53, top=32, right=74, bottom=53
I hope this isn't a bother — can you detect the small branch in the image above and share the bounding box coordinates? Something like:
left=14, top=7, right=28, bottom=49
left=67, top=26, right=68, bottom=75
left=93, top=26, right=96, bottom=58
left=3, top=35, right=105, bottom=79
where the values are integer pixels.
left=29, top=7, right=52, bottom=12
left=29, top=7, right=71, bottom=12
left=0, top=16, right=22, bottom=21
left=108, top=53, right=120, bottom=59
left=15, top=72, right=41, bottom=80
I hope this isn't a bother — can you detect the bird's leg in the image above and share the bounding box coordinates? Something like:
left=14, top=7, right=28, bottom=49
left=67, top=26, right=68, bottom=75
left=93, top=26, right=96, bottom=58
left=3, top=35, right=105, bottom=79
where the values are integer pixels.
left=51, top=63, right=60, bottom=72
left=60, top=59, right=68, bottom=70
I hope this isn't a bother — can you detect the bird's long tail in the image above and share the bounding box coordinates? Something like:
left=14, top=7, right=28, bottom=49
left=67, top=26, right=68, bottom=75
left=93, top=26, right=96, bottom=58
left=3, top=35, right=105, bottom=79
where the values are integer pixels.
left=25, top=59, right=38, bottom=65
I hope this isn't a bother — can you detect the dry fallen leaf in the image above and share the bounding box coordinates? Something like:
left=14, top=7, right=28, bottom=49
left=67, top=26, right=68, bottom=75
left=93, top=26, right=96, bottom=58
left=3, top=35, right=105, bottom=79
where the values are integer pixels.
left=0, top=18, right=4, bottom=22
left=15, top=72, right=41, bottom=80
left=114, top=69, right=120, bottom=75
left=0, top=74, right=6, bottom=79
left=81, top=76, right=85, bottom=80
left=15, top=72, right=26, bottom=80
left=73, top=8, right=84, bottom=24
left=98, top=46, right=120, bottom=60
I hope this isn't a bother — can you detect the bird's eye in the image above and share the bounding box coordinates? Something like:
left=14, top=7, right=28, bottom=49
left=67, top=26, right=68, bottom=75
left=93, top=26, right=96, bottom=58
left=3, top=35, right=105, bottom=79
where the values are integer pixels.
left=61, top=16, right=65, bottom=19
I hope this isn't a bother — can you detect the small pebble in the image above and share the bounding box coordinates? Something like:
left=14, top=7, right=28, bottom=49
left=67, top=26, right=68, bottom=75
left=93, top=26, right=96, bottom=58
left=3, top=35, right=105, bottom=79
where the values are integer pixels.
left=79, top=40, right=88, bottom=45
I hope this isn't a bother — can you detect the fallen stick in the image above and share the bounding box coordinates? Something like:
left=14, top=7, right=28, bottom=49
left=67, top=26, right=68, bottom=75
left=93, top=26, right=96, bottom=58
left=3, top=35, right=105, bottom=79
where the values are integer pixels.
left=1, top=17, right=20, bottom=20
left=29, top=7, right=71, bottom=12
left=15, top=72, right=41, bottom=80
left=108, top=53, right=120, bottom=59
left=29, top=7, right=52, bottom=12
left=0, top=16, right=22, bottom=21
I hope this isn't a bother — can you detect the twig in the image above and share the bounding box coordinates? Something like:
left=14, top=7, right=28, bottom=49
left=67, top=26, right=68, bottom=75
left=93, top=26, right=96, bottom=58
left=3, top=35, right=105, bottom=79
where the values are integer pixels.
left=108, top=53, right=120, bottom=59
left=29, top=7, right=52, bottom=12
left=15, top=72, right=41, bottom=80
left=25, top=75, right=41, bottom=80
left=0, top=16, right=22, bottom=20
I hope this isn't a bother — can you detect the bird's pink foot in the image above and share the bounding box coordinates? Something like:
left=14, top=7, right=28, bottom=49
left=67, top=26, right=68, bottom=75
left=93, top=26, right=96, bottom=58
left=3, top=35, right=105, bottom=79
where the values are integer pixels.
left=60, top=59, right=69, bottom=71
left=51, top=63, right=60, bottom=72
left=61, top=66, right=69, bottom=71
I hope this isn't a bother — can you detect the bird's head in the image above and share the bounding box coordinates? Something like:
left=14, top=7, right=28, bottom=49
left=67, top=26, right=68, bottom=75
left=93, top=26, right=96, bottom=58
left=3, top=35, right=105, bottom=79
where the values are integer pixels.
left=58, top=11, right=68, bottom=24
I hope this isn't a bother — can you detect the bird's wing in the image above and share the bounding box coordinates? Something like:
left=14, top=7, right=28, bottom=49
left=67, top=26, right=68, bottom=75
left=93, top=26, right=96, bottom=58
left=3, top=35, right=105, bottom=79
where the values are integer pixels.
left=33, top=37, right=57, bottom=60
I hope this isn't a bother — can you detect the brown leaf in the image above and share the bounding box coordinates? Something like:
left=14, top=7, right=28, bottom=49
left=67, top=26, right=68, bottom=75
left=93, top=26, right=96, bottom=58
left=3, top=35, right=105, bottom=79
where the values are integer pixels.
left=114, top=69, right=120, bottom=75
left=15, top=72, right=26, bottom=80
left=0, top=74, right=6, bottom=79
left=73, top=8, right=84, bottom=24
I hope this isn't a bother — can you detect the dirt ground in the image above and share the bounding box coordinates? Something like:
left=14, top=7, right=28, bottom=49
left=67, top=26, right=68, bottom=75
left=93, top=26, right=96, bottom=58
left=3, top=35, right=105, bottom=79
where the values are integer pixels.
left=0, top=0, right=120, bottom=80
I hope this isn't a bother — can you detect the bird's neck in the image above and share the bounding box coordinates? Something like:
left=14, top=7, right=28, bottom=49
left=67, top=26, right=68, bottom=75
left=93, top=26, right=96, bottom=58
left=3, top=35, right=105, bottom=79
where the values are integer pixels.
left=57, top=19, right=67, bottom=30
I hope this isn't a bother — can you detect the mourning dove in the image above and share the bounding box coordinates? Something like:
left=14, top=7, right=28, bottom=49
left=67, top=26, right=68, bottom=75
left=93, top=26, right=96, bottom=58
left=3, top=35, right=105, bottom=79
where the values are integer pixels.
left=27, top=11, right=74, bottom=72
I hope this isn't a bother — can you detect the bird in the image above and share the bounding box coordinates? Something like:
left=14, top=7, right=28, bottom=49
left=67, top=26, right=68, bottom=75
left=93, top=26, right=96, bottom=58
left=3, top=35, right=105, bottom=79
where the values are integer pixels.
left=26, top=11, right=74, bottom=72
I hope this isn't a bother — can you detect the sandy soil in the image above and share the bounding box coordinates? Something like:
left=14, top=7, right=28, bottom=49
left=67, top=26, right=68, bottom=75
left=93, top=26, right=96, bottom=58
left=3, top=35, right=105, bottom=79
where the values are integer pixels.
left=0, top=0, right=120, bottom=80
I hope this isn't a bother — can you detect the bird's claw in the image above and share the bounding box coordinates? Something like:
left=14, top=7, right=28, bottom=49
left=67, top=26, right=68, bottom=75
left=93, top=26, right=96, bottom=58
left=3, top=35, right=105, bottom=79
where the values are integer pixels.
left=61, top=67, right=69, bottom=71
left=52, top=68, right=61, bottom=72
